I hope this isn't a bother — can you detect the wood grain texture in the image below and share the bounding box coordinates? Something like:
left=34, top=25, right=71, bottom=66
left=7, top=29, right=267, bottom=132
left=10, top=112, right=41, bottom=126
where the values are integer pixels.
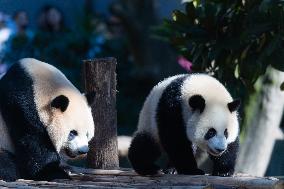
left=0, top=168, right=283, bottom=189
left=83, top=58, right=119, bottom=169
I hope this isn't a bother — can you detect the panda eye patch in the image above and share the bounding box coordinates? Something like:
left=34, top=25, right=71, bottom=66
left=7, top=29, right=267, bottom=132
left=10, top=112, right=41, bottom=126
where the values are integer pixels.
left=204, top=128, right=216, bottom=140
left=224, top=129, right=228, bottom=138
left=68, top=130, right=78, bottom=141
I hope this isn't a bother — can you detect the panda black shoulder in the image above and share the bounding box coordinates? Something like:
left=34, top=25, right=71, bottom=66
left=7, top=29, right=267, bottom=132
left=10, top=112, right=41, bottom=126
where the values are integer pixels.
left=0, top=61, right=44, bottom=132
left=157, top=75, right=187, bottom=123
left=156, top=75, right=190, bottom=142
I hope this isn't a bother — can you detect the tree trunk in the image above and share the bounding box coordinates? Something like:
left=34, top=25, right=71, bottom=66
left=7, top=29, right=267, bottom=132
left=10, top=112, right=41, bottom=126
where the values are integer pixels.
left=83, top=58, right=119, bottom=169
left=236, top=68, right=284, bottom=176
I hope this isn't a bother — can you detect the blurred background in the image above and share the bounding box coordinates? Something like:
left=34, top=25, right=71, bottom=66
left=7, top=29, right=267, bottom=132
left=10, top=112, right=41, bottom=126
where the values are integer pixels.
left=0, top=0, right=283, bottom=177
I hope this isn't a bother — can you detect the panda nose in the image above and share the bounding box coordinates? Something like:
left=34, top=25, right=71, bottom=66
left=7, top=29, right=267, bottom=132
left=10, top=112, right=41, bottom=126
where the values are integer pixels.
left=78, top=146, right=89, bottom=154
left=78, top=151, right=86, bottom=155
left=215, top=148, right=225, bottom=153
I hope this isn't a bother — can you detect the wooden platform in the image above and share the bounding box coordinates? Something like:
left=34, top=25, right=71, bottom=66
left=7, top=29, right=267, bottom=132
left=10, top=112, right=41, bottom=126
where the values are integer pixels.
left=0, top=167, right=283, bottom=189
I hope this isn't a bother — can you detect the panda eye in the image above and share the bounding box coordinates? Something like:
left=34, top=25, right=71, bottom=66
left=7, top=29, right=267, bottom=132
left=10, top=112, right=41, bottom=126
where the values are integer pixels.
left=204, top=128, right=216, bottom=140
left=68, top=130, right=78, bottom=141
left=224, top=129, right=228, bottom=139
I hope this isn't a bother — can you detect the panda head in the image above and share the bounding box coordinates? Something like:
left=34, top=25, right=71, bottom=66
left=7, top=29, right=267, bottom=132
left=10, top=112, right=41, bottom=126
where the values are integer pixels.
left=185, top=94, right=240, bottom=156
left=47, top=92, right=95, bottom=158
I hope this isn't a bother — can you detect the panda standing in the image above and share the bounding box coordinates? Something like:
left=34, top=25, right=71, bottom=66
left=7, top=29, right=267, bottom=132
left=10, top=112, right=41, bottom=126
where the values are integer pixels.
left=128, top=74, right=240, bottom=176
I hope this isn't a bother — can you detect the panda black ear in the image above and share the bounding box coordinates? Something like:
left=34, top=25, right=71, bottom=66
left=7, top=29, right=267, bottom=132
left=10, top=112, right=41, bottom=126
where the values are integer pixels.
left=188, top=95, right=205, bottom=113
left=51, top=95, right=69, bottom=112
left=84, top=91, right=96, bottom=106
left=228, top=99, right=241, bottom=112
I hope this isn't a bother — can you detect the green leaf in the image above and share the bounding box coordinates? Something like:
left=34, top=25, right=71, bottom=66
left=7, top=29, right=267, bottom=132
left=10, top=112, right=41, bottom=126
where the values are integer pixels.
left=182, top=0, right=200, bottom=7
left=281, top=82, right=284, bottom=91
left=171, top=36, right=187, bottom=46
left=234, top=64, right=240, bottom=79
left=258, top=35, right=282, bottom=63
left=185, top=2, right=196, bottom=23
left=259, top=0, right=270, bottom=12
left=244, top=23, right=272, bottom=36
left=270, top=49, right=284, bottom=72
left=172, top=10, right=190, bottom=24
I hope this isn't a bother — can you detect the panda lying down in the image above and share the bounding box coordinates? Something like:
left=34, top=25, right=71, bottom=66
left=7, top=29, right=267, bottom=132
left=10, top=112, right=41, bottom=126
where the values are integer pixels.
left=0, top=58, right=95, bottom=181
left=128, top=74, right=240, bottom=176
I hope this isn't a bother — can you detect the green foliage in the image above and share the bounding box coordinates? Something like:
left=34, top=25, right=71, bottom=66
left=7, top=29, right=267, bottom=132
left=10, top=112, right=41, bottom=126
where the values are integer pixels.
left=156, top=0, right=284, bottom=91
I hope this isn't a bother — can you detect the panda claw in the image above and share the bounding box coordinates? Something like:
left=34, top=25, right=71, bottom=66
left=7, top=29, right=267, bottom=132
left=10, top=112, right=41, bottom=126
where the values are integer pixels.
left=162, top=168, right=177, bottom=174
left=34, top=166, right=71, bottom=181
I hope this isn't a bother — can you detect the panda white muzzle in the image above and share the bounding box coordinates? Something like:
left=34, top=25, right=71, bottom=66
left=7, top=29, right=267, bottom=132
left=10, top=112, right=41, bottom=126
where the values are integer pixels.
left=65, top=134, right=90, bottom=158
left=207, top=136, right=227, bottom=156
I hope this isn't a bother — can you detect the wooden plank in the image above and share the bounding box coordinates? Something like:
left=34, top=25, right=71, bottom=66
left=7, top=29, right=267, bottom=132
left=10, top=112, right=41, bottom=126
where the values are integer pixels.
left=0, top=173, right=282, bottom=189
left=2, top=167, right=281, bottom=189
left=69, top=174, right=282, bottom=189
left=83, top=58, right=119, bottom=169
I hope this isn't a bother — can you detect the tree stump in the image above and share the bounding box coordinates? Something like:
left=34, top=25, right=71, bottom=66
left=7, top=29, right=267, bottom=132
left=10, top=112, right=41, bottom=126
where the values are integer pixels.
left=83, top=58, right=119, bottom=169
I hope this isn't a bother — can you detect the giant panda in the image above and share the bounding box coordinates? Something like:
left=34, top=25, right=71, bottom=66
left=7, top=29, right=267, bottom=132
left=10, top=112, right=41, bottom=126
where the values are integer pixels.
left=128, top=74, right=240, bottom=176
left=0, top=58, right=95, bottom=181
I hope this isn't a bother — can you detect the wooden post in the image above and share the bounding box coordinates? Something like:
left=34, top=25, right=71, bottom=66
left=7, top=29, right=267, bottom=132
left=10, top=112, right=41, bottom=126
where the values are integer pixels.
left=83, top=58, right=119, bottom=169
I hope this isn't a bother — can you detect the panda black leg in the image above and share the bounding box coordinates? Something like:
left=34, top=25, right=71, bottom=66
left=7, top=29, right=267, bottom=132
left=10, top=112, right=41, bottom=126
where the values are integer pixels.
left=209, top=138, right=239, bottom=177
left=159, top=134, right=204, bottom=175
left=128, top=132, right=161, bottom=175
left=0, top=149, right=19, bottom=181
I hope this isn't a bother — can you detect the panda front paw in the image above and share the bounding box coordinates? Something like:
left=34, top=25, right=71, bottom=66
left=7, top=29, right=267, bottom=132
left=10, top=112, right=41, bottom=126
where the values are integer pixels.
left=162, top=168, right=177, bottom=174
left=34, top=166, right=71, bottom=181
left=134, top=164, right=160, bottom=176
left=48, top=169, right=71, bottom=181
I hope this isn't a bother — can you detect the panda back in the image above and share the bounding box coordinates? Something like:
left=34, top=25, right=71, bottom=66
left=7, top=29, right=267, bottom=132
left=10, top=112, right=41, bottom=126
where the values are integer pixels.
left=20, top=58, right=81, bottom=108
left=137, top=74, right=187, bottom=141
left=19, top=58, right=85, bottom=127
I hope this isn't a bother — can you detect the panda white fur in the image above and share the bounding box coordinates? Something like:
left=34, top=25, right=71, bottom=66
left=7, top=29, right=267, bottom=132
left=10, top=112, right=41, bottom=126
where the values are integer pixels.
left=128, top=74, right=240, bottom=176
left=0, top=58, right=95, bottom=181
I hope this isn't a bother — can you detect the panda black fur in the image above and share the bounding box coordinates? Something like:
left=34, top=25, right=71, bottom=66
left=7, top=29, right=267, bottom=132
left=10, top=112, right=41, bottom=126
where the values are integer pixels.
left=128, top=74, right=240, bottom=176
left=0, top=58, right=95, bottom=181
